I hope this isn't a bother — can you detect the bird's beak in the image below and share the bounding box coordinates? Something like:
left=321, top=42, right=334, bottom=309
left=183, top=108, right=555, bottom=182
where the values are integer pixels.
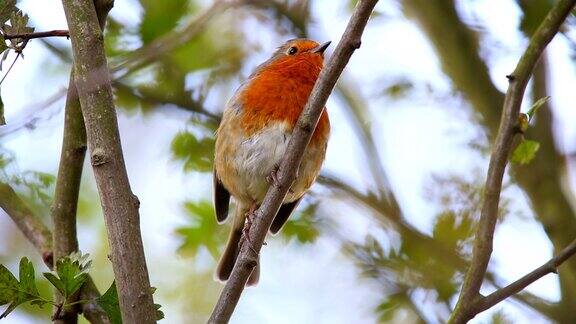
left=312, top=41, right=331, bottom=55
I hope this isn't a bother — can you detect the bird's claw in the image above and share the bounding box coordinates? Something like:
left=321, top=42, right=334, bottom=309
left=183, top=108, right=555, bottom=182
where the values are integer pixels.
left=242, top=207, right=258, bottom=254
left=266, top=165, right=280, bottom=186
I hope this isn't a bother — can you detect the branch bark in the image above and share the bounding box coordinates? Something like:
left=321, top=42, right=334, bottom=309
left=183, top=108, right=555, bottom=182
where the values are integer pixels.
left=60, top=0, right=156, bottom=322
left=207, top=1, right=379, bottom=322
left=3, top=30, right=69, bottom=40
left=475, top=238, right=576, bottom=315
left=449, top=1, right=576, bottom=322
left=403, top=1, right=576, bottom=318
left=52, top=1, right=113, bottom=323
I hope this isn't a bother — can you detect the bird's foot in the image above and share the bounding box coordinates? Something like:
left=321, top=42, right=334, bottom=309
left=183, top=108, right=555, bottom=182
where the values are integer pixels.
left=266, top=164, right=280, bottom=186
left=243, top=204, right=259, bottom=254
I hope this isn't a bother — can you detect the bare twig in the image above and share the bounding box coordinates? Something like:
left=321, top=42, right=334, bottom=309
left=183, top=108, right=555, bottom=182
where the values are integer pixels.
left=207, top=1, right=379, bottom=322
left=3, top=30, right=69, bottom=40
left=52, top=1, right=113, bottom=323
left=475, top=238, right=576, bottom=315
left=0, top=52, right=21, bottom=85
left=449, top=1, right=576, bottom=323
left=61, top=0, right=156, bottom=322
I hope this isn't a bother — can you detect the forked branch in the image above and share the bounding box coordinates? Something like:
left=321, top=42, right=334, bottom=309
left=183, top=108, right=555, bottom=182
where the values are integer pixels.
left=449, top=0, right=576, bottom=322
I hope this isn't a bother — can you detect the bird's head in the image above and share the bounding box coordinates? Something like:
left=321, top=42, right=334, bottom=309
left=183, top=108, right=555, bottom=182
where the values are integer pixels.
left=252, top=39, right=331, bottom=81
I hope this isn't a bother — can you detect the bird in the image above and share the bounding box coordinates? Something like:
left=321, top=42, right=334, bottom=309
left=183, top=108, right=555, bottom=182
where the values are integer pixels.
left=213, top=39, right=331, bottom=286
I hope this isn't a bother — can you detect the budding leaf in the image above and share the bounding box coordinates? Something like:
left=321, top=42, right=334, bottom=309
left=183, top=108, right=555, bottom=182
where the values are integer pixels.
left=0, top=257, right=47, bottom=319
left=527, top=96, right=550, bottom=121
left=511, top=140, right=540, bottom=165
left=96, top=281, right=122, bottom=324
left=43, top=252, right=91, bottom=300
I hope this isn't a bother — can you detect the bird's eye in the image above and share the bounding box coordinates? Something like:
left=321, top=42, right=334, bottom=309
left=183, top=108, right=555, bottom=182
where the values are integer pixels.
left=287, top=46, right=298, bottom=55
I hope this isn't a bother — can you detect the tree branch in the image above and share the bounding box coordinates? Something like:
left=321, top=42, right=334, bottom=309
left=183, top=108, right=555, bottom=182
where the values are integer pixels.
left=449, top=1, right=576, bottom=322
left=207, top=1, right=379, bottom=322
left=0, top=181, right=53, bottom=264
left=475, top=238, right=576, bottom=315
left=3, top=30, right=69, bottom=40
left=111, top=0, right=243, bottom=79
left=60, top=0, right=156, bottom=322
left=52, top=1, right=113, bottom=323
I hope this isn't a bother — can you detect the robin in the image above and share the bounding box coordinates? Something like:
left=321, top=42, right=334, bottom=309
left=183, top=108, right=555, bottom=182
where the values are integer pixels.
left=213, top=39, right=331, bottom=286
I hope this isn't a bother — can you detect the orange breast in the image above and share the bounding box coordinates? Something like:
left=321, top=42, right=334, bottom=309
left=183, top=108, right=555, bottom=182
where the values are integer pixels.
left=238, top=55, right=330, bottom=144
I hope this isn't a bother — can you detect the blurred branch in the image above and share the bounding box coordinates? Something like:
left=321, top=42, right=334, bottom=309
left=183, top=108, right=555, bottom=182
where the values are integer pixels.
left=51, top=1, right=113, bottom=323
left=336, top=79, right=394, bottom=199
left=113, top=81, right=221, bottom=122
left=3, top=30, right=69, bottom=40
left=208, top=1, right=378, bottom=322
left=320, top=173, right=559, bottom=319
left=449, top=1, right=576, bottom=323
left=111, top=0, right=243, bottom=79
left=402, top=0, right=503, bottom=131
left=0, top=181, right=109, bottom=323
left=0, top=181, right=53, bottom=264
left=61, top=0, right=156, bottom=322
left=476, top=238, right=576, bottom=315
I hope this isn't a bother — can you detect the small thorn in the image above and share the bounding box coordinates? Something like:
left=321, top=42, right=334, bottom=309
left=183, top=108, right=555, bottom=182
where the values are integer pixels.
left=506, top=74, right=515, bottom=81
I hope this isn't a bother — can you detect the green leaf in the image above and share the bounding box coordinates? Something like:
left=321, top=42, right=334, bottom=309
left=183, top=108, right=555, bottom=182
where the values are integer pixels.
left=96, top=281, right=122, bottom=324
left=155, top=303, right=164, bottom=320
left=96, top=281, right=163, bottom=323
left=511, top=140, right=540, bottom=165
left=0, top=0, right=16, bottom=25
left=0, top=257, right=47, bottom=319
left=526, top=96, right=550, bottom=121
left=170, top=132, right=214, bottom=173
left=139, top=0, right=190, bottom=44
left=175, top=200, right=223, bottom=258
left=4, top=9, right=34, bottom=47
left=281, top=203, right=323, bottom=244
left=42, top=252, right=91, bottom=300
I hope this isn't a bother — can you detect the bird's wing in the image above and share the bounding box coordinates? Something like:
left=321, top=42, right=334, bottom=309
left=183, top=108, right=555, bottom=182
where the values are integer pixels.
left=269, top=198, right=302, bottom=234
left=214, top=169, right=231, bottom=223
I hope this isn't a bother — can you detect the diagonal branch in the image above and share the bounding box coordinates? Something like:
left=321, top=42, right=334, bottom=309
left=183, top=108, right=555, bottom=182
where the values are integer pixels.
left=449, top=1, right=576, bottom=323
left=61, top=0, right=156, bottom=322
left=0, top=181, right=53, bottom=263
left=207, top=1, right=379, bottom=322
left=475, top=238, right=576, bottom=315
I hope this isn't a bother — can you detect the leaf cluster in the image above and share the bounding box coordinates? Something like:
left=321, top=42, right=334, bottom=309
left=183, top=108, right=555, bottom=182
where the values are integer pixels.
left=0, top=253, right=164, bottom=323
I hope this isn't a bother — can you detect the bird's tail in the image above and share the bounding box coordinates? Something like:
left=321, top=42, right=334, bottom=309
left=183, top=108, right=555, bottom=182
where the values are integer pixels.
left=215, top=204, right=260, bottom=286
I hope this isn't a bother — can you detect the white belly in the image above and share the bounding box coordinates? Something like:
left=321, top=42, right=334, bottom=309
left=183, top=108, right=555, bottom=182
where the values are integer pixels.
left=232, top=122, right=290, bottom=203
left=228, top=121, right=326, bottom=204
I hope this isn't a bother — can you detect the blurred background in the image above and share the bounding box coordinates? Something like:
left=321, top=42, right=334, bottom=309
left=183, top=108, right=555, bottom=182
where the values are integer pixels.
left=1, top=0, right=575, bottom=323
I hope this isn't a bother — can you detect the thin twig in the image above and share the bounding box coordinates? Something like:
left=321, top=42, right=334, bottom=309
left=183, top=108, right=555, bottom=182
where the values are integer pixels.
left=3, top=30, right=69, bottom=40
left=449, top=1, right=576, bottom=323
left=0, top=52, right=21, bottom=85
left=207, top=1, right=379, bottom=322
left=475, top=238, right=576, bottom=314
